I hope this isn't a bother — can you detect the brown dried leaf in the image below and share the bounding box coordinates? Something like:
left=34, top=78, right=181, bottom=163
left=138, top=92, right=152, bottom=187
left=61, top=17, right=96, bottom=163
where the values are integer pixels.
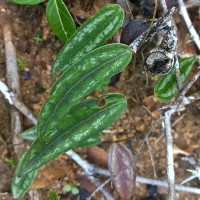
left=108, top=143, right=136, bottom=200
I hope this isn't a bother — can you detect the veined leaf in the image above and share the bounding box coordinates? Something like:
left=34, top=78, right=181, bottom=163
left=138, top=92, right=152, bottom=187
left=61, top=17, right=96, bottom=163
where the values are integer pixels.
left=53, top=4, right=124, bottom=78
left=17, top=93, right=127, bottom=177
left=154, top=56, right=196, bottom=102
left=36, top=44, right=132, bottom=139
left=10, top=0, right=43, bottom=5
left=108, top=143, right=136, bottom=200
left=12, top=151, right=38, bottom=199
left=21, top=126, right=101, bottom=147
left=46, top=0, right=76, bottom=42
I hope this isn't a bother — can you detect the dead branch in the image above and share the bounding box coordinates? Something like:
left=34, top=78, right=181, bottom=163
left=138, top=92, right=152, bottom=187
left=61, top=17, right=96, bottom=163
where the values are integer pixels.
left=0, top=81, right=37, bottom=125
left=66, top=150, right=114, bottom=200
left=3, top=23, right=39, bottom=200
left=3, top=24, right=24, bottom=158
left=160, top=67, right=200, bottom=200
left=66, top=150, right=200, bottom=196
left=1, top=87, right=200, bottom=197
left=178, top=0, right=200, bottom=50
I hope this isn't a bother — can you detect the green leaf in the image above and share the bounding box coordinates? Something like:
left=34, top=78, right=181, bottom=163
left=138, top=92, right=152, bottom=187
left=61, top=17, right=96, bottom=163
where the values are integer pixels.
left=50, top=190, right=60, bottom=200
left=75, top=133, right=102, bottom=148
left=21, top=127, right=37, bottom=141
left=17, top=58, right=25, bottom=70
left=46, top=0, right=76, bottom=42
left=5, top=157, right=16, bottom=168
left=12, top=151, right=38, bottom=199
left=71, top=187, right=79, bottom=195
left=154, top=56, right=196, bottom=102
left=21, top=126, right=101, bottom=147
left=63, top=184, right=72, bottom=192
left=36, top=44, right=132, bottom=139
left=17, top=93, right=127, bottom=177
left=53, top=4, right=124, bottom=78
left=10, top=0, right=44, bottom=5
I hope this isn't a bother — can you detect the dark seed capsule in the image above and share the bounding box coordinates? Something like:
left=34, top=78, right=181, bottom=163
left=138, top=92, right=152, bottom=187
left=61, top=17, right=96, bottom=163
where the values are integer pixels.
left=144, top=49, right=173, bottom=74
left=120, top=19, right=150, bottom=45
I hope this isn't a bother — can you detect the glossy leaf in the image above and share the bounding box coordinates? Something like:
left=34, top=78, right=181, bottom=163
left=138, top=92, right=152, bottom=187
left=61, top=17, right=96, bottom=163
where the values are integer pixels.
left=36, top=44, right=132, bottom=140
left=154, top=56, right=196, bottom=102
left=108, top=143, right=136, bottom=200
left=10, top=0, right=43, bottom=5
left=46, top=0, right=76, bottom=42
left=75, top=133, right=102, bottom=148
left=50, top=190, right=60, bottom=200
left=17, top=93, right=127, bottom=177
left=21, top=126, right=101, bottom=147
left=21, top=127, right=36, bottom=141
left=53, top=4, right=124, bottom=78
left=12, top=151, right=38, bottom=199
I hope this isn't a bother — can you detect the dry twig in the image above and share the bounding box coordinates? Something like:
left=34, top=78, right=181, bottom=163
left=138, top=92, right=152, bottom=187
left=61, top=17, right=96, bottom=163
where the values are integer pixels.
left=67, top=150, right=200, bottom=196
left=66, top=150, right=114, bottom=200
left=1, top=86, right=200, bottom=197
left=3, top=24, right=39, bottom=200
left=178, top=0, right=200, bottom=50
left=160, top=67, right=200, bottom=200
left=3, top=24, right=24, bottom=158
left=0, top=81, right=37, bottom=126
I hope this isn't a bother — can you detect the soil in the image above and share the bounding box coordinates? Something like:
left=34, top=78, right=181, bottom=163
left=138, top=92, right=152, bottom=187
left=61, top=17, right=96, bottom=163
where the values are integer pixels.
left=0, top=0, right=200, bottom=200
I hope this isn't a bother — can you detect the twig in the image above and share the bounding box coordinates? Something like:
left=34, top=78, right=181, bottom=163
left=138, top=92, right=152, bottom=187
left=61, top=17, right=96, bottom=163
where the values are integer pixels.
left=0, top=81, right=37, bottom=125
left=158, top=1, right=185, bottom=198
left=1, top=88, right=200, bottom=197
left=3, top=24, right=39, bottom=200
left=160, top=1, right=183, bottom=90
left=163, top=109, right=176, bottom=200
left=175, top=54, right=183, bottom=90
left=137, top=176, right=200, bottom=195
left=177, top=67, right=200, bottom=101
left=1, top=51, right=200, bottom=199
left=66, top=150, right=114, bottom=200
left=145, top=137, right=158, bottom=179
left=129, top=7, right=177, bottom=52
left=178, top=0, right=200, bottom=50
left=87, top=178, right=111, bottom=200
left=65, top=152, right=200, bottom=195
left=160, top=66, right=200, bottom=200
left=181, top=166, right=200, bottom=185
left=3, top=24, right=24, bottom=157
left=160, top=0, right=168, bottom=14
left=0, top=83, right=112, bottom=199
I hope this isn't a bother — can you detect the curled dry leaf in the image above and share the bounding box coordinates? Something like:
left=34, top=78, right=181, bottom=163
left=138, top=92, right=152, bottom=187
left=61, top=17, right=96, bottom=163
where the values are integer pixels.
left=108, top=143, right=137, bottom=200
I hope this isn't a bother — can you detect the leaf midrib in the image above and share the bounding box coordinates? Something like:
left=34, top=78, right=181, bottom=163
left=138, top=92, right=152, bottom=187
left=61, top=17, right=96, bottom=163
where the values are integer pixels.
left=54, top=9, right=121, bottom=73
left=38, top=50, right=128, bottom=136
left=21, top=98, right=125, bottom=175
